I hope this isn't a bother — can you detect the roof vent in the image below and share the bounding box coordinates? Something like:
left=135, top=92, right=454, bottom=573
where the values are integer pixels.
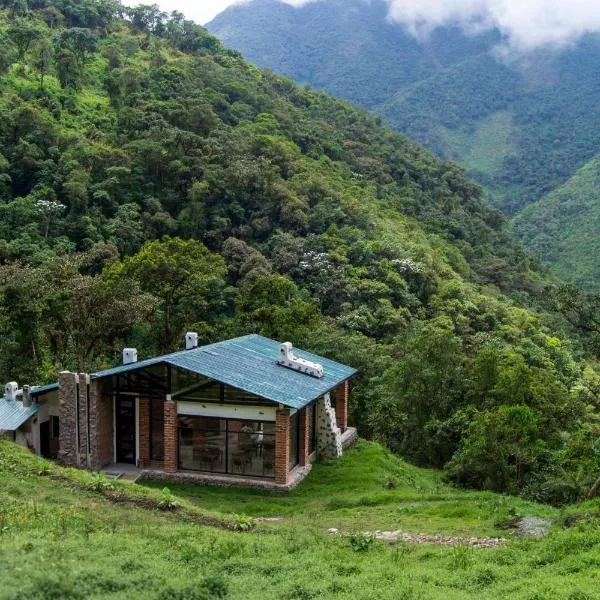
left=123, top=348, right=138, bottom=365
left=4, top=381, right=19, bottom=401
left=278, top=342, right=324, bottom=378
left=185, top=332, right=198, bottom=350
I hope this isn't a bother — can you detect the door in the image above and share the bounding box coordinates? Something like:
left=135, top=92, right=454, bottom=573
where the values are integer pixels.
left=116, top=396, right=136, bottom=464
left=40, top=420, right=50, bottom=458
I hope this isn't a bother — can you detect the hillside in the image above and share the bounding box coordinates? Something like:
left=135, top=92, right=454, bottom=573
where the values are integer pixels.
left=208, top=0, right=600, bottom=287
left=514, top=155, right=600, bottom=290
left=6, top=438, right=600, bottom=600
left=2, top=0, right=600, bottom=501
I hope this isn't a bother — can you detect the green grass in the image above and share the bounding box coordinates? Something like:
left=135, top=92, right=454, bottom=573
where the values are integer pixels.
left=3, top=439, right=600, bottom=599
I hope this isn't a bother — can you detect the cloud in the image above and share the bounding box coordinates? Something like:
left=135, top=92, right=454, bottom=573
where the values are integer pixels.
left=386, top=0, right=600, bottom=50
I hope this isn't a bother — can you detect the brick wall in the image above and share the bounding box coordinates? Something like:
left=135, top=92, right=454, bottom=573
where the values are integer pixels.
left=163, top=400, right=177, bottom=473
left=275, top=409, right=290, bottom=484
left=335, top=381, right=349, bottom=432
left=299, top=407, right=309, bottom=467
left=138, top=397, right=150, bottom=468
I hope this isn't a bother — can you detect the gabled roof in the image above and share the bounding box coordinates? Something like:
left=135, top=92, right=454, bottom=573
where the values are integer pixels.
left=0, top=398, right=40, bottom=431
left=92, top=334, right=356, bottom=410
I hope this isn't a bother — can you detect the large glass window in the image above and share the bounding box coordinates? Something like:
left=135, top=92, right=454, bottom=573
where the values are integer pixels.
left=150, top=398, right=164, bottom=461
left=227, top=420, right=275, bottom=478
left=177, top=416, right=275, bottom=478
left=289, top=412, right=299, bottom=471
left=178, top=416, right=226, bottom=472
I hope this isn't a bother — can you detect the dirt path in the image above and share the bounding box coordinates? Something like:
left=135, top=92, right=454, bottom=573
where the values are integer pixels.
left=327, top=528, right=506, bottom=547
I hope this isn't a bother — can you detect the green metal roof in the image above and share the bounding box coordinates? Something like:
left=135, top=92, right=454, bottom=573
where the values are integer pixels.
left=31, top=383, right=58, bottom=396
left=0, top=398, right=40, bottom=431
left=92, top=334, right=356, bottom=410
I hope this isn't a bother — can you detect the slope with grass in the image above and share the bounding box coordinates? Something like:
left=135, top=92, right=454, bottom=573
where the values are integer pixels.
left=4, top=439, right=600, bottom=599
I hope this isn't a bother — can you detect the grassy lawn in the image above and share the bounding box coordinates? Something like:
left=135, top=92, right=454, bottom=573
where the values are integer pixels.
left=2, top=440, right=600, bottom=599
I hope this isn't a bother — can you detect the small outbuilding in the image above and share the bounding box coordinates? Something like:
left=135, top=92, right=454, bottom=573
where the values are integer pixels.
left=1, top=334, right=357, bottom=489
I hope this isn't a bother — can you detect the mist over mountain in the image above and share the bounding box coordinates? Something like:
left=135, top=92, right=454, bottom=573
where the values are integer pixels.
left=208, top=0, right=600, bottom=289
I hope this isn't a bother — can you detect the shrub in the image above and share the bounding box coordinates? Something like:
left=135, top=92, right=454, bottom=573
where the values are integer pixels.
left=86, top=472, right=115, bottom=493
left=349, top=533, right=375, bottom=552
left=158, top=487, right=179, bottom=510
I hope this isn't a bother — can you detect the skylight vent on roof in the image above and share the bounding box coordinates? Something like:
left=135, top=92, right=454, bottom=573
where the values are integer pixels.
left=277, top=342, right=324, bottom=379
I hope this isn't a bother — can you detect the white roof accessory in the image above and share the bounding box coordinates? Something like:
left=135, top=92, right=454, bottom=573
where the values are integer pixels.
left=278, top=342, right=324, bottom=378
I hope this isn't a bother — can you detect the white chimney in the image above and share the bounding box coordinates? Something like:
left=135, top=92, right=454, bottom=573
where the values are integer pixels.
left=22, top=385, right=31, bottom=408
left=4, top=381, right=19, bottom=401
left=185, top=332, right=198, bottom=349
left=277, top=342, right=324, bottom=378
left=123, top=348, right=138, bottom=365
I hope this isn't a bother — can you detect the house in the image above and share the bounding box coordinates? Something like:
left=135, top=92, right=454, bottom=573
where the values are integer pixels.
left=0, top=334, right=357, bottom=489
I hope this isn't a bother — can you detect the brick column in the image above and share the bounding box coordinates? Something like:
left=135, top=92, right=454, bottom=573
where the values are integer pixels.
left=275, top=408, right=290, bottom=484
left=58, top=371, right=78, bottom=466
left=163, top=399, right=177, bottom=473
left=299, top=408, right=309, bottom=467
left=335, top=381, right=349, bottom=432
left=138, top=398, right=150, bottom=468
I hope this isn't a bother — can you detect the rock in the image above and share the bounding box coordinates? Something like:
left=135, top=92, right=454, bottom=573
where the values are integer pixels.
left=514, top=517, right=551, bottom=537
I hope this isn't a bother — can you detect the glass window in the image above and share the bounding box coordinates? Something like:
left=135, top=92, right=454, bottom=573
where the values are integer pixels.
left=178, top=416, right=226, bottom=472
left=150, top=398, right=164, bottom=461
left=227, top=420, right=275, bottom=478
left=288, top=412, right=299, bottom=471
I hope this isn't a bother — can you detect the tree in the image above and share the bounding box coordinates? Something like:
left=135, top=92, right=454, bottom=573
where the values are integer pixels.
left=445, top=405, right=545, bottom=493
left=33, top=37, right=54, bottom=91
left=111, top=237, right=228, bottom=351
left=7, top=19, right=43, bottom=60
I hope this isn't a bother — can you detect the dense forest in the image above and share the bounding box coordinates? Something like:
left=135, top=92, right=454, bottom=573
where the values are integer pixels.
left=209, top=0, right=600, bottom=291
left=3, top=0, right=600, bottom=504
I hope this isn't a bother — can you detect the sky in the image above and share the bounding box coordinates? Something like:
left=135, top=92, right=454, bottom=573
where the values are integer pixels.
left=137, top=0, right=600, bottom=50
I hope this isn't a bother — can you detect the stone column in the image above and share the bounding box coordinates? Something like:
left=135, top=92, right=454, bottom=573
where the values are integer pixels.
left=163, top=399, right=178, bottom=473
left=299, top=407, right=309, bottom=467
left=88, top=378, right=113, bottom=469
left=77, top=373, right=89, bottom=466
left=275, top=408, right=290, bottom=484
left=335, top=381, right=349, bottom=432
left=138, top=398, right=150, bottom=468
left=58, top=371, right=78, bottom=466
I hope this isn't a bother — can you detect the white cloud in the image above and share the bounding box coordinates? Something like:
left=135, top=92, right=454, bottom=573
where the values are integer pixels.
left=122, top=0, right=600, bottom=50
left=386, top=0, right=600, bottom=50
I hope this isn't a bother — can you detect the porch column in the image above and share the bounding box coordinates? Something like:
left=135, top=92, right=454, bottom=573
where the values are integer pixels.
left=335, top=381, right=349, bottom=432
left=163, top=398, right=178, bottom=473
left=138, top=398, right=150, bottom=468
left=275, top=408, right=290, bottom=484
left=299, top=407, right=309, bottom=467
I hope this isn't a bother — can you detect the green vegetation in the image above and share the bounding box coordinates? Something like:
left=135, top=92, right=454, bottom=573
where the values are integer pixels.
left=3, top=0, right=600, bottom=502
left=6, top=438, right=600, bottom=599
left=209, top=0, right=600, bottom=286
left=514, top=155, right=600, bottom=291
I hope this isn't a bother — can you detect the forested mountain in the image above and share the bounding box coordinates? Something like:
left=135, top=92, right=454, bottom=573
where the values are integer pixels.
left=208, top=0, right=600, bottom=290
left=2, top=0, right=600, bottom=503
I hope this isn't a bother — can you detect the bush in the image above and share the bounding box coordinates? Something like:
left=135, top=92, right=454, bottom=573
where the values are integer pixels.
left=349, top=533, right=375, bottom=552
